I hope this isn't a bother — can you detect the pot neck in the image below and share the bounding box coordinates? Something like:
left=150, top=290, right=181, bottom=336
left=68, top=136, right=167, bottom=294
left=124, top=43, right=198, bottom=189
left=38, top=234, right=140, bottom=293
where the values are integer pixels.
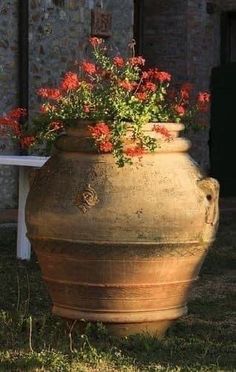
left=57, top=121, right=191, bottom=154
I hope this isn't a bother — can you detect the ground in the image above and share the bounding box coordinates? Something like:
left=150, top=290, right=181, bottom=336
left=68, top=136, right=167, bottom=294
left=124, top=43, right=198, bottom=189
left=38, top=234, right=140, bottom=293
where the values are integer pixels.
left=0, top=212, right=235, bottom=371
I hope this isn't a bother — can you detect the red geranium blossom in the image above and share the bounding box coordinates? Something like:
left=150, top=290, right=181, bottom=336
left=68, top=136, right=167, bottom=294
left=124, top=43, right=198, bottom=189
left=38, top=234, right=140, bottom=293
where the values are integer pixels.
left=136, top=92, right=148, bottom=101
left=197, top=92, right=211, bottom=112
left=7, top=108, right=27, bottom=120
left=0, top=107, right=27, bottom=137
left=156, top=71, right=171, bottom=83
left=113, top=56, right=125, bottom=67
left=197, top=92, right=210, bottom=103
left=60, top=71, right=80, bottom=91
left=142, top=71, right=150, bottom=79
left=125, top=146, right=146, bottom=157
left=119, top=80, right=136, bottom=91
left=180, top=82, right=194, bottom=100
left=49, top=121, right=64, bottom=131
left=129, top=56, right=145, bottom=66
left=146, top=69, right=171, bottom=83
left=0, top=117, right=12, bottom=125
left=174, top=105, right=186, bottom=116
left=89, top=122, right=110, bottom=139
left=0, top=117, right=21, bottom=136
left=145, top=82, right=156, bottom=92
left=99, top=141, right=113, bottom=153
left=153, top=124, right=172, bottom=139
left=37, top=88, right=62, bottom=101
left=20, top=136, right=35, bottom=149
left=82, top=61, right=96, bottom=75
left=89, top=37, right=103, bottom=47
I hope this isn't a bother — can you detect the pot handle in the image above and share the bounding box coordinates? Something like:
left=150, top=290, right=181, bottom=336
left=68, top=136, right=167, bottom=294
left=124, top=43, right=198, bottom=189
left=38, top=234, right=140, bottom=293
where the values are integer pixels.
left=197, top=177, right=220, bottom=225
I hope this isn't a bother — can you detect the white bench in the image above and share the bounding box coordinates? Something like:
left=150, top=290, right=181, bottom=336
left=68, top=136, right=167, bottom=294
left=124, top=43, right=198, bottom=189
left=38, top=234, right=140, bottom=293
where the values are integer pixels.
left=0, top=156, right=49, bottom=260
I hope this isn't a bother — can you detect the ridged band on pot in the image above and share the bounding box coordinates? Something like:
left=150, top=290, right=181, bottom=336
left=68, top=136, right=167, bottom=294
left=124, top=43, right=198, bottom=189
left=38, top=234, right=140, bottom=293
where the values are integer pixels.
left=30, top=238, right=207, bottom=336
left=26, top=122, right=219, bottom=337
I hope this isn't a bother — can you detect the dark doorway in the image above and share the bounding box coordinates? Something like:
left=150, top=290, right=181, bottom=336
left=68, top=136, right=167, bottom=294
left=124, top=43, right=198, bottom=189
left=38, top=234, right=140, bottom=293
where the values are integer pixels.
left=210, top=62, right=236, bottom=197
left=210, top=12, right=236, bottom=196
left=133, top=0, right=144, bottom=55
left=221, top=12, right=236, bottom=64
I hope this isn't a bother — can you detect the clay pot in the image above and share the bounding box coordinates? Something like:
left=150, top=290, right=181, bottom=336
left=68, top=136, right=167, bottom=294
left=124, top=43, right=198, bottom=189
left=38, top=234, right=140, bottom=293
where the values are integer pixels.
left=25, top=122, right=219, bottom=337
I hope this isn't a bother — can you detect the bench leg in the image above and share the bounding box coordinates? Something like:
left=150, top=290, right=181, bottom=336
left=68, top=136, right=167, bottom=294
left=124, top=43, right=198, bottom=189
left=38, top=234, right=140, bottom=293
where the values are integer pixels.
left=17, top=167, right=31, bottom=260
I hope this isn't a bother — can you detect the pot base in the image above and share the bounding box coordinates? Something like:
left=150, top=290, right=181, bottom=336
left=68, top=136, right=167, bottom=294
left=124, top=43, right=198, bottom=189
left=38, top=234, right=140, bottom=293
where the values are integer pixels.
left=53, top=304, right=188, bottom=337
left=62, top=318, right=178, bottom=338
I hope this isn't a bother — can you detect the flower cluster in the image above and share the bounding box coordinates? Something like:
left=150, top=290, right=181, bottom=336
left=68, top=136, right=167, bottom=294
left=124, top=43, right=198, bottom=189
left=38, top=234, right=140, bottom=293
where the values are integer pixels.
left=89, top=122, right=113, bottom=153
left=0, top=108, right=64, bottom=155
left=1, top=38, right=210, bottom=164
left=0, top=108, right=34, bottom=150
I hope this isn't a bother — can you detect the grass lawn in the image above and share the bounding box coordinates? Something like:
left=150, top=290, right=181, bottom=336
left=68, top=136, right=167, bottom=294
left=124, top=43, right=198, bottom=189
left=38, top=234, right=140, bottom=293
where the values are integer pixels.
left=0, top=214, right=235, bottom=371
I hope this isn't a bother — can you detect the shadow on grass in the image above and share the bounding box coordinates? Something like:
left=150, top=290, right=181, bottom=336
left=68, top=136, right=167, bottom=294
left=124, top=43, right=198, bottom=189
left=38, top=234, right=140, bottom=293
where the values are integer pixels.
left=0, top=215, right=235, bottom=371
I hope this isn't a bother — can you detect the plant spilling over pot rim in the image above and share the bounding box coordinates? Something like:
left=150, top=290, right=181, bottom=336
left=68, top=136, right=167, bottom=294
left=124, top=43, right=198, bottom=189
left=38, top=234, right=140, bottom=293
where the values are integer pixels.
left=0, top=38, right=210, bottom=166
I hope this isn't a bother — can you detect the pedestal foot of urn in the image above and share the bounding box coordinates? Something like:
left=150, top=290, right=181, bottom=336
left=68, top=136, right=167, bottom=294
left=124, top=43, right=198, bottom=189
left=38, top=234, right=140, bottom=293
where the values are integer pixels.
left=52, top=304, right=188, bottom=338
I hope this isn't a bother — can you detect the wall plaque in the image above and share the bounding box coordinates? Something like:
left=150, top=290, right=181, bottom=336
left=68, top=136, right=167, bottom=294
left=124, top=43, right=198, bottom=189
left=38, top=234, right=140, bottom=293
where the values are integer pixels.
left=91, top=8, right=112, bottom=38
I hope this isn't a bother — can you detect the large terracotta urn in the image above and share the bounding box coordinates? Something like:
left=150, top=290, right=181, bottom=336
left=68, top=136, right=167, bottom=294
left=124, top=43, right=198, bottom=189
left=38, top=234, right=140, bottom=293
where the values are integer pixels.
left=25, top=122, right=219, bottom=337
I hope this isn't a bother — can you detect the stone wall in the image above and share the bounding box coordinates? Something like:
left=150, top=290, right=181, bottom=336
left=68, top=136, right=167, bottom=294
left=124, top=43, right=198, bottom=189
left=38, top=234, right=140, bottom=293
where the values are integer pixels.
left=0, top=1, right=18, bottom=113
left=0, top=1, right=19, bottom=209
left=142, top=0, right=188, bottom=82
left=29, top=0, right=133, bottom=111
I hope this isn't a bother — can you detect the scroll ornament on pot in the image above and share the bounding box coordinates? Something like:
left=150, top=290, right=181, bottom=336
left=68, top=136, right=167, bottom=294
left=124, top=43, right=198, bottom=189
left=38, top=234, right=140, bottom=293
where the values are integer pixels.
left=75, top=184, right=99, bottom=213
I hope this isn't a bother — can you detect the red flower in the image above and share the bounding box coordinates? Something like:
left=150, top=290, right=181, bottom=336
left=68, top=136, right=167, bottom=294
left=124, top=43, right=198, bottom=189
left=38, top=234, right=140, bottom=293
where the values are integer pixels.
left=60, top=71, right=79, bottom=91
left=89, top=122, right=110, bottom=139
left=125, top=146, right=146, bottom=157
left=145, top=69, right=171, bottom=83
left=20, top=136, right=35, bottom=149
left=153, top=124, right=172, bottom=139
left=99, top=141, right=113, bottom=153
left=89, top=37, right=103, bottom=47
left=180, top=82, right=193, bottom=100
left=119, top=80, right=136, bottom=91
left=197, top=92, right=210, bottom=112
left=82, top=61, right=96, bottom=75
left=142, top=71, right=150, bottom=79
left=174, top=105, right=186, bottom=116
left=145, top=82, right=156, bottom=92
left=197, top=92, right=210, bottom=103
left=135, top=92, right=148, bottom=101
left=113, top=56, right=125, bottom=67
left=0, top=117, right=12, bottom=125
left=0, top=109, right=24, bottom=137
left=8, top=108, right=27, bottom=120
left=129, top=56, right=145, bottom=66
left=49, top=121, right=64, bottom=131
left=37, top=88, right=62, bottom=101
left=156, top=71, right=171, bottom=83
left=89, top=123, right=112, bottom=152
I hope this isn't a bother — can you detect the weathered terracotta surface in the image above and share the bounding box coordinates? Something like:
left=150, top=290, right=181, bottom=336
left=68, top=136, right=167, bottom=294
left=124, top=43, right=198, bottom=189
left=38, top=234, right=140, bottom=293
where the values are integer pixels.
left=25, top=123, right=219, bottom=337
